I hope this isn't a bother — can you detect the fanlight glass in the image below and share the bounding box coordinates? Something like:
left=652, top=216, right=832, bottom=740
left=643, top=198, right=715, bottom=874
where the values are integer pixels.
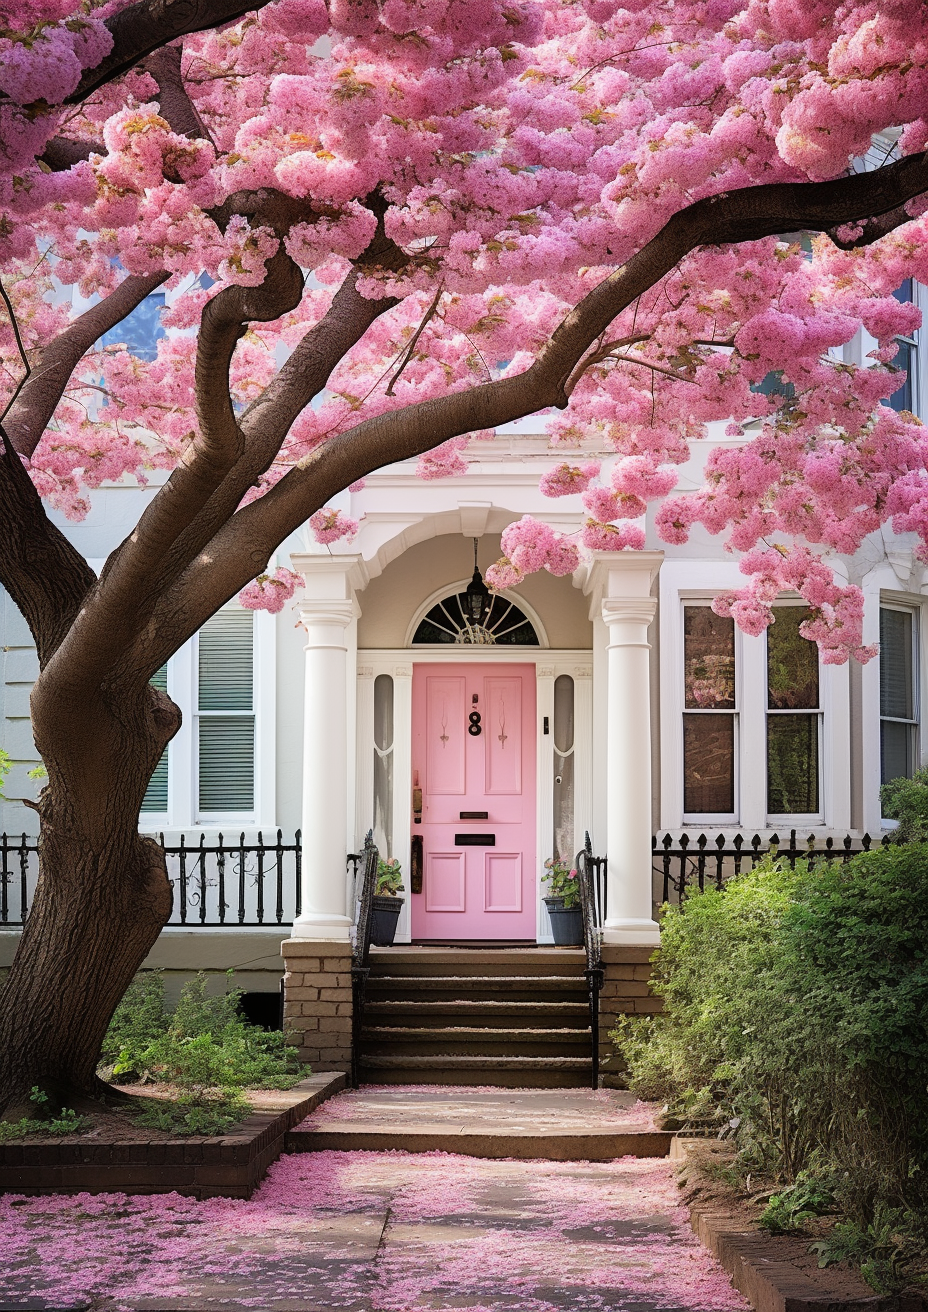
left=413, top=591, right=539, bottom=645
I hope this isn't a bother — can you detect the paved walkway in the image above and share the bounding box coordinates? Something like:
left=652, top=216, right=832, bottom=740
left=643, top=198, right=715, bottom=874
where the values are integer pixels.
left=0, top=1087, right=749, bottom=1312
left=288, top=1086, right=670, bottom=1160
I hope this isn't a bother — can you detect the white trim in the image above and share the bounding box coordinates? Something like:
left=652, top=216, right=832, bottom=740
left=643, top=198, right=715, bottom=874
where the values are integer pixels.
left=358, top=648, right=592, bottom=942
left=404, top=579, right=550, bottom=649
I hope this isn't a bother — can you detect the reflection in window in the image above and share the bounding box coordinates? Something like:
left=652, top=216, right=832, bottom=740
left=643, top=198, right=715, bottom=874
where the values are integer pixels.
left=373, top=674, right=394, bottom=858
left=766, top=607, right=820, bottom=815
left=553, top=675, right=574, bottom=863
left=884, top=280, right=917, bottom=415
left=99, top=292, right=166, bottom=362
left=683, top=607, right=737, bottom=816
left=880, top=606, right=918, bottom=784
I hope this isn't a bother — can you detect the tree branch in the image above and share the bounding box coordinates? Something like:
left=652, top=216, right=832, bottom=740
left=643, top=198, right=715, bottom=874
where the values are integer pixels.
left=4, top=272, right=168, bottom=459
left=64, top=0, right=276, bottom=105
left=39, top=137, right=102, bottom=171
left=154, top=148, right=928, bottom=643
left=144, top=44, right=211, bottom=142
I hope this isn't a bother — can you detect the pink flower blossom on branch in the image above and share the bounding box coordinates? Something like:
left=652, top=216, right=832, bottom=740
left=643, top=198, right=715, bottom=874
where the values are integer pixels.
left=308, top=508, right=359, bottom=544
left=238, top=567, right=304, bottom=613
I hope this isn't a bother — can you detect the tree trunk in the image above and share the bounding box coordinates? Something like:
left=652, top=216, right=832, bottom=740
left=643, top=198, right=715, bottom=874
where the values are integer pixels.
left=0, top=684, right=176, bottom=1118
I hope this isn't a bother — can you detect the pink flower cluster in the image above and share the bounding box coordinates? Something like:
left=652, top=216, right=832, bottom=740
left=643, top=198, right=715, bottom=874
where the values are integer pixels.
left=238, top=567, right=304, bottom=613
left=486, top=516, right=580, bottom=588
left=308, top=507, right=359, bottom=544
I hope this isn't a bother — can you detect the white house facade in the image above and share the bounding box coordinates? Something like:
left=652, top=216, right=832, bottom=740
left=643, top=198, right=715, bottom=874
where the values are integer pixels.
left=2, top=285, right=928, bottom=1043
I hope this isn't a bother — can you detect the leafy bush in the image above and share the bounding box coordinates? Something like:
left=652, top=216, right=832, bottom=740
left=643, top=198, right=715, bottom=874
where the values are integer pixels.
left=376, top=857, right=404, bottom=895
left=759, top=1175, right=836, bottom=1234
left=880, top=769, right=928, bottom=844
left=133, top=1089, right=250, bottom=1137
left=0, top=1087, right=90, bottom=1140
left=613, top=848, right=928, bottom=1241
left=812, top=1207, right=927, bottom=1296
left=102, top=971, right=307, bottom=1090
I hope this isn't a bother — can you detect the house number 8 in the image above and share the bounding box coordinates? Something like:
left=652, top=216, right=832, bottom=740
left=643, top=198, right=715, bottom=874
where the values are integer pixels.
left=468, top=710, right=482, bottom=736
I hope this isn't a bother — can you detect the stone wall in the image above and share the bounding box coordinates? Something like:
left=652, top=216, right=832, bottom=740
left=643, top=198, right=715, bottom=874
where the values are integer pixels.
left=281, top=940, right=353, bottom=1075
left=598, top=944, right=662, bottom=1087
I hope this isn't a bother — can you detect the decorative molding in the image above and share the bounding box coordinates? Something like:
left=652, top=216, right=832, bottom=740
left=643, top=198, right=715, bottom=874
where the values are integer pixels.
left=357, top=665, right=374, bottom=678
left=537, top=666, right=556, bottom=678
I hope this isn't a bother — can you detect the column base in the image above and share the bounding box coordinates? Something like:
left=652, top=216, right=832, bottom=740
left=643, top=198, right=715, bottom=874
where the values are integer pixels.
left=287, top=913, right=352, bottom=942
left=602, top=919, right=661, bottom=946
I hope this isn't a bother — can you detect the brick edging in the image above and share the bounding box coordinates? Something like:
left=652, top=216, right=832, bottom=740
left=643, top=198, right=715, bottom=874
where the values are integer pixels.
left=0, top=1071, right=346, bottom=1200
left=674, top=1140, right=927, bottom=1312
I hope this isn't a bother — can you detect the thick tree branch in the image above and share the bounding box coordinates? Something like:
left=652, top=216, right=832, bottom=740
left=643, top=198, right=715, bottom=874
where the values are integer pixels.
left=4, top=272, right=168, bottom=459
left=0, top=437, right=96, bottom=667
left=64, top=0, right=275, bottom=105
left=39, top=138, right=102, bottom=171
left=144, top=45, right=211, bottom=141
left=154, top=149, right=928, bottom=645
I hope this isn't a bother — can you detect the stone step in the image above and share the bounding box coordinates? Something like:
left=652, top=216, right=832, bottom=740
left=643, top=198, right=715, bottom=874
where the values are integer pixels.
left=363, top=999, right=591, bottom=1029
left=364, top=974, right=588, bottom=1002
left=367, top=948, right=586, bottom=978
left=359, top=1025, right=592, bottom=1057
left=286, top=1122, right=672, bottom=1160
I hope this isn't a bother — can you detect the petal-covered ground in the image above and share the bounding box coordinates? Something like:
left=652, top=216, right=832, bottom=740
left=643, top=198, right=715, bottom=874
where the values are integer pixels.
left=0, top=1150, right=749, bottom=1312
left=295, top=1086, right=661, bottom=1133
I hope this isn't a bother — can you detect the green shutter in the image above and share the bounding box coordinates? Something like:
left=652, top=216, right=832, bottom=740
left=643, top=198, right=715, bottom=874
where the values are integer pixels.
left=141, top=663, right=169, bottom=813
left=197, top=610, right=255, bottom=812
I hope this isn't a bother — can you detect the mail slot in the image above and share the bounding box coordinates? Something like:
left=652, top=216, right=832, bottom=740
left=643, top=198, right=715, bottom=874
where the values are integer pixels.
left=459, top=811, right=489, bottom=820
left=455, top=833, right=495, bottom=846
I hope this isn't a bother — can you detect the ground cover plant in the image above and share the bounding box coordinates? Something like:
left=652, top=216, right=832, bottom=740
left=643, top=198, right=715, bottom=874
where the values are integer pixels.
left=613, top=847, right=928, bottom=1292
left=99, top=971, right=308, bottom=1135
left=7, top=0, right=928, bottom=1113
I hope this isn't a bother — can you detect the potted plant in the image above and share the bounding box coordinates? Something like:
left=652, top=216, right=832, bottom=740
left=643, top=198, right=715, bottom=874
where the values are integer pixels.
left=543, top=856, right=583, bottom=945
left=371, top=857, right=405, bottom=946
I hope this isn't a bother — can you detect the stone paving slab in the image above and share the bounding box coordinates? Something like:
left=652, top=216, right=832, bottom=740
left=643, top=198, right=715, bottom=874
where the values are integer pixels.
left=0, top=1149, right=748, bottom=1312
left=288, top=1084, right=670, bottom=1160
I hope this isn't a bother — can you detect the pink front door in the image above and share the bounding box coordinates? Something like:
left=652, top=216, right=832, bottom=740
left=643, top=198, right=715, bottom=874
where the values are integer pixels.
left=411, top=663, right=536, bottom=941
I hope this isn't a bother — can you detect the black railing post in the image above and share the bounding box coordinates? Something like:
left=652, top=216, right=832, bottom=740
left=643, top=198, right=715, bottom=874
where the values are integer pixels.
left=198, top=832, right=208, bottom=924
left=217, top=833, right=227, bottom=924
left=295, top=828, right=302, bottom=919
left=178, top=833, right=188, bottom=924
left=1, top=832, right=8, bottom=925
left=350, top=831, right=379, bottom=1089
left=256, top=830, right=265, bottom=926
left=275, top=829, right=285, bottom=925
left=237, top=832, right=247, bottom=924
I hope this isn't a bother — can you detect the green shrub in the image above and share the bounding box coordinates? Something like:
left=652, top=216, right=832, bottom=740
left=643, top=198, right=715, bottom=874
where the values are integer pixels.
left=103, top=971, right=307, bottom=1090
left=880, top=769, right=928, bottom=843
left=759, top=1176, right=836, bottom=1234
left=133, top=1089, right=250, bottom=1137
left=613, top=848, right=928, bottom=1232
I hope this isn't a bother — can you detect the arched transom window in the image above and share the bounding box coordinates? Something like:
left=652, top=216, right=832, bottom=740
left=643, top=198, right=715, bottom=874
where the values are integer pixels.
left=412, top=591, right=540, bottom=646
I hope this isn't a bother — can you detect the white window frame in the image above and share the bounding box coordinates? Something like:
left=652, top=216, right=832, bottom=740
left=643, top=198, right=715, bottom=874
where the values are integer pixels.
left=680, top=600, right=740, bottom=826
left=137, top=604, right=276, bottom=832
left=877, top=600, right=920, bottom=797
left=765, top=601, right=824, bottom=828
left=660, top=562, right=850, bottom=833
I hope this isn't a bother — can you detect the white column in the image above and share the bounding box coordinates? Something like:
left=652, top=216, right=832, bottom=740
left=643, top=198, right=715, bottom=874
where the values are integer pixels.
left=602, top=596, right=661, bottom=944
left=291, top=599, right=355, bottom=940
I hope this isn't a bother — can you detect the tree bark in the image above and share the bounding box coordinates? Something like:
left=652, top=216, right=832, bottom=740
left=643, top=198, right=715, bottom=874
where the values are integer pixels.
left=0, top=682, right=177, bottom=1115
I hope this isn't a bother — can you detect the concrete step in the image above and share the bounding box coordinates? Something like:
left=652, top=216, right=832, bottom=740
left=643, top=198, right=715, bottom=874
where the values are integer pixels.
left=363, top=999, right=591, bottom=1029
left=355, top=1064, right=593, bottom=1088
left=286, top=1122, right=672, bottom=1160
left=359, top=1025, right=592, bottom=1057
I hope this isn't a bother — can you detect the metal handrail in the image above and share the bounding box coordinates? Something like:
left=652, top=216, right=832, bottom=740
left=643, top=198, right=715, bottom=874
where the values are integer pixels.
left=349, top=830, right=379, bottom=1088
left=576, top=831, right=606, bottom=1090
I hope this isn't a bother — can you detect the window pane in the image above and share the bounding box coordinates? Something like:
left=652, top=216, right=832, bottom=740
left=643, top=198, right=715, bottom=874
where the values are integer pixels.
left=141, top=663, right=169, bottom=812
left=99, top=293, right=165, bottom=362
left=553, top=675, right=575, bottom=860
left=373, top=675, right=394, bottom=857
left=199, top=717, right=255, bottom=810
left=767, top=714, right=819, bottom=813
left=886, top=338, right=914, bottom=413
left=880, top=608, right=914, bottom=719
left=767, top=608, right=818, bottom=709
left=881, top=720, right=915, bottom=785
left=683, top=713, right=734, bottom=814
left=374, top=674, right=394, bottom=752
left=199, top=610, right=253, bottom=711
left=684, top=608, right=735, bottom=709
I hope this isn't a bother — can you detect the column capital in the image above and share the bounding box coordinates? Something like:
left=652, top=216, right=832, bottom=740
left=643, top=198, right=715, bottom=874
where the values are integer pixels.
left=601, top=595, right=658, bottom=628
left=290, top=551, right=366, bottom=600
left=584, top=550, right=663, bottom=620
left=298, top=599, right=356, bottom=636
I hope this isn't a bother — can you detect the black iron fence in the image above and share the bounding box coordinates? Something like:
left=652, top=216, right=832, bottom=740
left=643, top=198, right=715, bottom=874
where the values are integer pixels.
left=653, top=829, right=893, bottom=904
left=0, top=830, right=301, bottom=927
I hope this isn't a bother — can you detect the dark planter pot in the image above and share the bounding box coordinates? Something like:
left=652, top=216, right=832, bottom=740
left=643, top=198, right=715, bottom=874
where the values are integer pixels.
left=371, top=894, right=404, bottom=946
left=545, top=896, right=583, bottom=946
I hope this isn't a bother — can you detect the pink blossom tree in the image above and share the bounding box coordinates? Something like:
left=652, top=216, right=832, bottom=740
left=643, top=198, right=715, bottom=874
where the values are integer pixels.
left=2, top=0, right=928, bottom=1113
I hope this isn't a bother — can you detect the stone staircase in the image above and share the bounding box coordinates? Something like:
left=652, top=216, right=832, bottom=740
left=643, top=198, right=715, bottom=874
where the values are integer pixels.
left=357, top=946, right=593, bottom=1087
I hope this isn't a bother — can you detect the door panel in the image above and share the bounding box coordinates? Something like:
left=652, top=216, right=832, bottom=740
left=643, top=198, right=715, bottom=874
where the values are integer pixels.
left=484, top=677, right=522, bottom=794
left=484, top=852, right=522, bottom=912
left=411, top=663, right=536, bottom=940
